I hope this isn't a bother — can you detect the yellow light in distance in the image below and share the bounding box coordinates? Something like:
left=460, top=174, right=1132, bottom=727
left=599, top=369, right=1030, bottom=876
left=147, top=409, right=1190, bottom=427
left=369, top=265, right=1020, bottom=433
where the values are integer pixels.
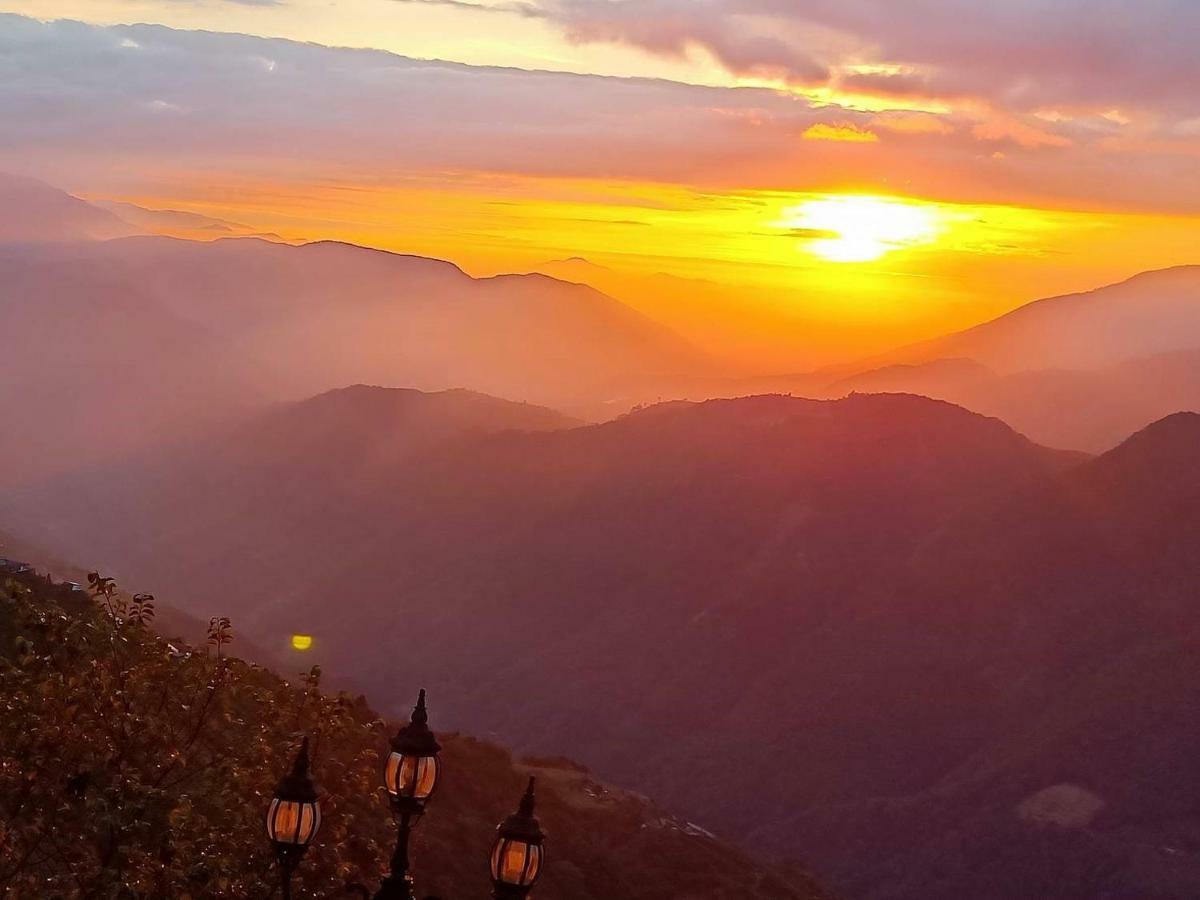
left=783, top=195, right=943, bottom=263
left=291, top=634, right=314, bottom=651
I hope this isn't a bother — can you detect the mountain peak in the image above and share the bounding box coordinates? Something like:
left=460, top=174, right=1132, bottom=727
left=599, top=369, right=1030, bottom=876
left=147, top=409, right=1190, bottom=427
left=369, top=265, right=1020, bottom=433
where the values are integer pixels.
left=869, top=265, right=1200, bottom=375
left=0, top=171, right=136, bottom=242
left=1097, top=410, right=1200, bottom=465
left=1078, top=411, right=1200, bottom=501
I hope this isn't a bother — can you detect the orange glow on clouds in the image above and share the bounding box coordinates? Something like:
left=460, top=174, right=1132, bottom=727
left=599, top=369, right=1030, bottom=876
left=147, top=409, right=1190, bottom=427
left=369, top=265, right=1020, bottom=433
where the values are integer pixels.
left=802, top=124, right=880, bottom=143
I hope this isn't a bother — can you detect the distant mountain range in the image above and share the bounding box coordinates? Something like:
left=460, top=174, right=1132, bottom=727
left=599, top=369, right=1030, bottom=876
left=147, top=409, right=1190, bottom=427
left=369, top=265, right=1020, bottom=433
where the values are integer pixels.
left=824, top=348, right=1200, bottom=453
left=719, top=266, right=1200, bottom=451
left=5, top=172, right=1200, bottom=897
left=0, top=174, right=715, bottom=485
left=4, top=171, right=1199, bottom=460
left=14, top=388, right=1200, bottom=897
left=91, top=199, right=288, bottom=243
left=879, top=266, right=1200, bottom=372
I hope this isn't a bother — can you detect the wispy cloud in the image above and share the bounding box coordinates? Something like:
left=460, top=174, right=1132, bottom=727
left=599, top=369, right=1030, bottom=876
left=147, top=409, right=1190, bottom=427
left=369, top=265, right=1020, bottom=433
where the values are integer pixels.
left=390, top=0, right=545, bottom=15
left=490, top=1, right=1200, bottom=142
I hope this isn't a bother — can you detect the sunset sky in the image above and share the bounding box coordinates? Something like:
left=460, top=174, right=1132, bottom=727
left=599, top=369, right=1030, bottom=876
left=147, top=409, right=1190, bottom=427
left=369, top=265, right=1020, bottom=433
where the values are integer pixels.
left=2, top=1, right=1199, bottom=366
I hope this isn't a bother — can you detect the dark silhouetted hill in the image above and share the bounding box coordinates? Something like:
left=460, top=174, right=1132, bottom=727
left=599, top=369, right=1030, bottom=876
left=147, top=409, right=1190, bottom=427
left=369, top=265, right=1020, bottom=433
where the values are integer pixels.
left=12, top=350, right=1200, bottom=895
left=7, top=391, right=1093, bottom=897
left=0, top=567, right=829, bottom=899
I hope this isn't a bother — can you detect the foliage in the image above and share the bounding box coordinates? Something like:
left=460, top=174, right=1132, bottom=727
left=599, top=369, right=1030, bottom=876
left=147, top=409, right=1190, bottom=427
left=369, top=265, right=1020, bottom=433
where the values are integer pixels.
left=0, top=573, right=398, bottom=898
left=0, top=572, right=830, bottom=899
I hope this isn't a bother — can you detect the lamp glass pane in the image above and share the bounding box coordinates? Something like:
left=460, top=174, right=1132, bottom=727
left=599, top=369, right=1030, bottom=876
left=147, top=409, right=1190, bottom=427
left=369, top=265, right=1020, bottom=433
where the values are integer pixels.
left=414, top=755, right=438, bottom=799
left=492, top=838, right=538, bottom=886
left=490, top=838, right=507, bottom=881
left=384, top=752, right=402, bottom=794
left=386, top=752, right=439, bottom=799
left=301, top=802, right=321, bottom=844
left=525, top=845, right=542, bottom=883
left=266, top=798, right=321, bottom=845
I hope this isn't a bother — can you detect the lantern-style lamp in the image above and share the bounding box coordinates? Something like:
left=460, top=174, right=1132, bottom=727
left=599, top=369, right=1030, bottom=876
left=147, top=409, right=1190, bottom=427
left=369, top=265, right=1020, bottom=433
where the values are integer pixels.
left=266, top=736, right=321, bottom=900
left=490, top=777, right=545, bottom=899
left=383, top=689, right=442, bottom=814
left=374, top=690, right=442, bottom=900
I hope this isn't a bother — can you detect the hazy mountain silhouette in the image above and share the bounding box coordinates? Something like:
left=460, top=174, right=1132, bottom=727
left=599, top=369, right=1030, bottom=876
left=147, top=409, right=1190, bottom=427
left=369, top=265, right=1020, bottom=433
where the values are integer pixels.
left=0, top=233, right=712, bottom=486
left=826, top=350, right=1200, bottom=452
left=875, top=266, right=1200, bottom=373
left=714, top=268, right=1200, bottom=451
left=92, top=199, right=288, bottom=242
left=0, top=172, right=137, bottom=241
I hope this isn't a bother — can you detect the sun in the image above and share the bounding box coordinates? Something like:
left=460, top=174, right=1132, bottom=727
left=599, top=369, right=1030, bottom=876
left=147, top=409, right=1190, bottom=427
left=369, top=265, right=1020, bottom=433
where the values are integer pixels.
left=782, top=195, right=943, bottom=263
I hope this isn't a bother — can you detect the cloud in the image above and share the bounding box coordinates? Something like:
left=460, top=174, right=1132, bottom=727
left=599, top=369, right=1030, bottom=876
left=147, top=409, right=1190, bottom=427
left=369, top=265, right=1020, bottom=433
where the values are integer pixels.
left=390, top=0, right=544, bottom=16
left=802, top=123, right=878, bottom=143
left=556, top=3, right=829, bottom=84
left=516, top=1, right=1200, bottom=136
left=871, top=112, right=955, bottom=136
left=972, top=116, right=1072, bottom=149
left=0, top=13, right=1196, bottom=214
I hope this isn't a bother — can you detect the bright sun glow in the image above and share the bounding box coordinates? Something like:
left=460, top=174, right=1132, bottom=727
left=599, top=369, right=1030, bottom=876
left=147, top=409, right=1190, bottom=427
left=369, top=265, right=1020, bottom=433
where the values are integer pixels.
left=783, top=196, right=943, bottom=263
left=291, top=634, right=313, bottom=651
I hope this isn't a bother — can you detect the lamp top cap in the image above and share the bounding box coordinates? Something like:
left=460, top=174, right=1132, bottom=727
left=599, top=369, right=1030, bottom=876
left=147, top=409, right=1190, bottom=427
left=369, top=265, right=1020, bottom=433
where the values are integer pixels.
left=275, top=735, right=319, bottom=803
left=519, top=777, right=536, bottom=817
left=499, top=776, right=545, bottom=844
left=391, top=688, right=442, bottom=756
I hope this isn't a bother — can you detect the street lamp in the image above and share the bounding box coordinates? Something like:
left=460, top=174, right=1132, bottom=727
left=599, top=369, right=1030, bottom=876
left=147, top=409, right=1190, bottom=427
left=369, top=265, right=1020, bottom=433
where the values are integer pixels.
left=266, top=736, right=322, bottom=900
left=375, top=689, right=442, bottom=900
left=490, top=778, right=545, bottom=899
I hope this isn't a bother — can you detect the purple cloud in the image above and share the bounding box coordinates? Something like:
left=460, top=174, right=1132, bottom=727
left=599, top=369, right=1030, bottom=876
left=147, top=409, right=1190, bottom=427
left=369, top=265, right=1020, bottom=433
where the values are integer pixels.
left=526, top=0, right=1200, bottom=121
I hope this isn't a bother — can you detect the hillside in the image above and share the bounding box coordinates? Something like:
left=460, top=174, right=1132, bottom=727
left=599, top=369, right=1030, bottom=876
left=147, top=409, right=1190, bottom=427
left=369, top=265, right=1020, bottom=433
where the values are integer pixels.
left=0, top=566, right=830, bottom=899
left=7, top=391, right=1095, bottom=896
left=16, top=391, right=1200, bottom=896
left=804, top=412, right=1200, bottom=899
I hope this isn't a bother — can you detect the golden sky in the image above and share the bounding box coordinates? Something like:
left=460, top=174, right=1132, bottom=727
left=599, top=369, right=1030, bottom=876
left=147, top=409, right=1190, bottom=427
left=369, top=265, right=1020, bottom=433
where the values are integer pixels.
left=2, top=2, right=1198, bottom=367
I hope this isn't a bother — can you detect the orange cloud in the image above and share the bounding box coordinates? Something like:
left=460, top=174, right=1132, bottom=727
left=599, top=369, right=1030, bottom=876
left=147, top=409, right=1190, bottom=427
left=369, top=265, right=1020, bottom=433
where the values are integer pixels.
left=872, top=112, right=955, bottom=136
left=803, top=123, right=879, bottom=143
left=972, top=116, right=1072, bottom=149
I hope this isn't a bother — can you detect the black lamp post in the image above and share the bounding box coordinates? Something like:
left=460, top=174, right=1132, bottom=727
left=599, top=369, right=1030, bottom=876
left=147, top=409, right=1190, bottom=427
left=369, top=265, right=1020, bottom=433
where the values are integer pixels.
left=490, top=778, right=545, bottom=899
left=375, top=689, right=442, bottom=900
left=266, top=736, right=322, bottom=900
